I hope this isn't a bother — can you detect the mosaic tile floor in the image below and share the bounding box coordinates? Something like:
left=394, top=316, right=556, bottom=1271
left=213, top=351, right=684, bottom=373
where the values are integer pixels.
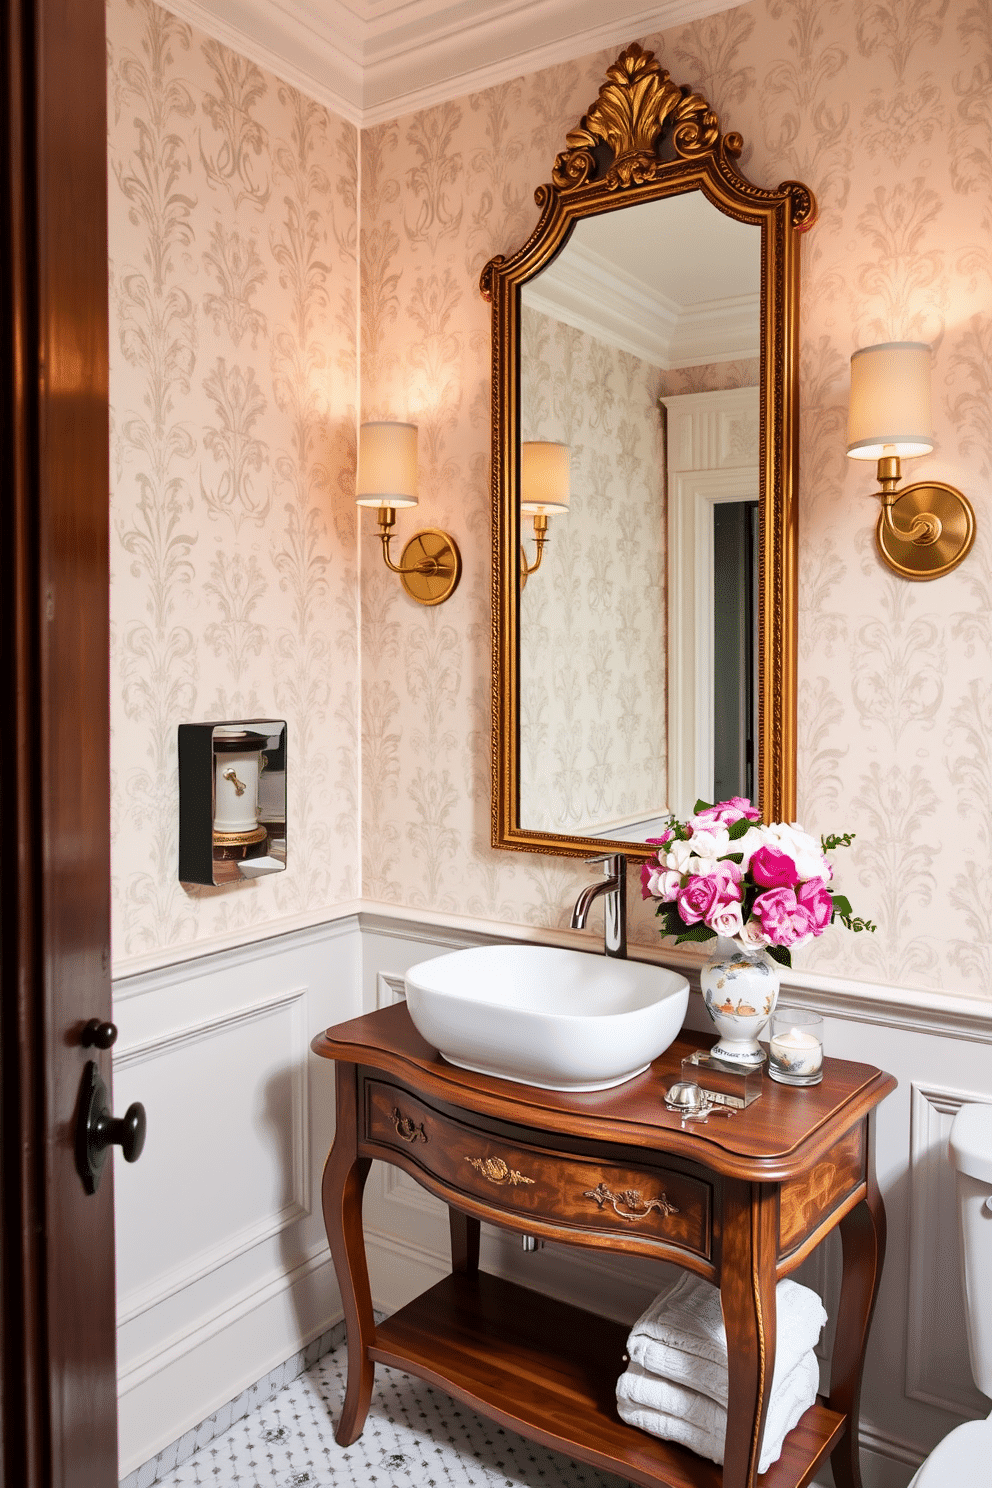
left=155, top=1341, right=629, bottom=1488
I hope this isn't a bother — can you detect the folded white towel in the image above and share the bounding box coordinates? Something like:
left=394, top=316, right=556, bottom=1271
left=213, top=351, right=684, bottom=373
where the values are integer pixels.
left=616, top=1350, right=820, bottom=1474
left=626, top=1273, right=826, bottom=1408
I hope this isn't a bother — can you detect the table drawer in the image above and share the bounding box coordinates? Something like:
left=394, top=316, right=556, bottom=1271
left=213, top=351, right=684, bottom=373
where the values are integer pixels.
left=363, top=1078, right=711, bottom=1258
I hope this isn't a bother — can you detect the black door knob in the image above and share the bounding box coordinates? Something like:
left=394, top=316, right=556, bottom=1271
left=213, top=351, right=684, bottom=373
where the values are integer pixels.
left=82, top=1019, right=118, bottom=1049
left=75, top=1060, right=146, bottom=1194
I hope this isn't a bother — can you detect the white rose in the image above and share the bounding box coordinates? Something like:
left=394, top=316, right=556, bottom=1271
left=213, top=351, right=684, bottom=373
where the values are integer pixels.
left=686, top=855, right=718, bottom=878
left=688, top=826, right=732, bottom=859
left=708, top=902, right=744, bottom=939
left=664, top=839, right=696, bottom=873
left=649, top=868, right=682, bottom=901
left=735, top=826, right=768, bottom=872
left=739, top=916, right=772, bottom=950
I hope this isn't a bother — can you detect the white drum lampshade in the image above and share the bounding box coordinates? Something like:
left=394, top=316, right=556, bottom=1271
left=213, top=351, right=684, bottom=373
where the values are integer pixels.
left=847, top=342, right=934, bottom=461
left=521, top=441, right=571, bottom=515
left=356, top=421, right=419, bottom=508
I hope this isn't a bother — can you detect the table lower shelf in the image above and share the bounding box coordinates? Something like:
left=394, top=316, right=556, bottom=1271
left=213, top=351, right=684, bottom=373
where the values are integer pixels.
left=370, top=1271, right=844, bottom=1488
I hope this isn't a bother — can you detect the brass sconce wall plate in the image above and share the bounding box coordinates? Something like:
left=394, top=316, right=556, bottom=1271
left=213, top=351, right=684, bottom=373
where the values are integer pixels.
left=396, top=527, right=462, bottom=605
left=876, top=481, right=976, bottom=580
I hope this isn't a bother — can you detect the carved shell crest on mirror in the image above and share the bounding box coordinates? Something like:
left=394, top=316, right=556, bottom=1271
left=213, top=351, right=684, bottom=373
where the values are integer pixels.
left=482, top=43, right=816, bottom=861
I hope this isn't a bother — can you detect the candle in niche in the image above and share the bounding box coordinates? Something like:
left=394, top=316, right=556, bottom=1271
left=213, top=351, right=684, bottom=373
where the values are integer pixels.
left=768, top=1008, right=823, bottom=1086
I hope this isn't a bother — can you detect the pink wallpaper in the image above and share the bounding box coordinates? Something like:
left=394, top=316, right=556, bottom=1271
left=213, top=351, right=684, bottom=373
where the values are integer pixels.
left=359, top=0, right=992, bottom=997
left=107, top=0, right=992, bottom=999
left=108, top=0, right=358, bottom=968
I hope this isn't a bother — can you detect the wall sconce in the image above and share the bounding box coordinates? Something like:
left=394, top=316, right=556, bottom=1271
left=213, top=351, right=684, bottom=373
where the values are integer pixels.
left=356, top=421, right=462, bottom=605
left=847, top=341, right=975, bottom=580
left=520, top=441, right=570, bottom=584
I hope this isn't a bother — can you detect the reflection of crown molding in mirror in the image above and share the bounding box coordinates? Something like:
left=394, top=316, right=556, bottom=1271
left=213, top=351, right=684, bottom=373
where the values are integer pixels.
left=483, top=42, right=815, bottom=861
left=523, top=234, right=760, bottom=367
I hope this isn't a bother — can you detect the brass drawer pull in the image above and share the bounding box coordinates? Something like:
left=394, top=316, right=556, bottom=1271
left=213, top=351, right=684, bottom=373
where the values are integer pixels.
left=466, top=1155, right=535, bottom=1187
left=392, top=1108, right=427, bottom=1143
left=584, top=1181, right=679, bottom=1223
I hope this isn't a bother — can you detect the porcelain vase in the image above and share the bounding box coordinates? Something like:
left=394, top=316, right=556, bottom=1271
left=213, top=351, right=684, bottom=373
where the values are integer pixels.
left=699, top=936, right=780, bottom=1067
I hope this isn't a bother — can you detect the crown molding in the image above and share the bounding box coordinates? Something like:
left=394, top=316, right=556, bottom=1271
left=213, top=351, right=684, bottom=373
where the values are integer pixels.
left=154, top=0, right=741, bottom=127
left=153, top=0, right=365, bottom=123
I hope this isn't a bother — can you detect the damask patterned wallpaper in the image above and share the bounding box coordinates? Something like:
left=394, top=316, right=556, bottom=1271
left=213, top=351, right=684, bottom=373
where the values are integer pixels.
left=359, top=0, right=992, bottom=997
left=107, top=0, right=358, bottom=968
left=106, top=0, right=992, bottom=999
left=519, top=307, right=668, bottom=837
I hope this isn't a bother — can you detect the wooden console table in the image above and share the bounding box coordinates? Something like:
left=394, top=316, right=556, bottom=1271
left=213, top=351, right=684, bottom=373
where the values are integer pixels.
left=312, top=1003, right=895, bottom=1488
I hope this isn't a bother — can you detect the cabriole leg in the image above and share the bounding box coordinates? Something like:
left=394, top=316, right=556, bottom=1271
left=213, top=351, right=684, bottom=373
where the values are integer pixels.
left=829, top=1114, right=886, bottom=1488
left=321, top=1063, right=375, bottom=1445
left=720, top=1181, right=779, bottom=1488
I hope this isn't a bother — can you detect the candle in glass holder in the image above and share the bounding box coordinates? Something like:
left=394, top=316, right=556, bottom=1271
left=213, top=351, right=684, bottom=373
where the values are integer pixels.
left=768, top=1008, right=823, bottom=1086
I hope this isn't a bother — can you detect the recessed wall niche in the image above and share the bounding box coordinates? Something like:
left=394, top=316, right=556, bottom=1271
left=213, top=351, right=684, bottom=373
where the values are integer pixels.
left=178, top=721, right=287, bottom=887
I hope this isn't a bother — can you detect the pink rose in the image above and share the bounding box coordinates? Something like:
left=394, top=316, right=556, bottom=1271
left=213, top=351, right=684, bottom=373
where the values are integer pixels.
left=749, top=845, right=799, bottom=889
left=692, top=796, right=761, bottom=829
left=711, top=859, right=743, bottom=894
left=677, top=875, right=723, bottom=926
left=752, top=887, right=815, bottom=947
left=645, top=830, right=674, bottom=846
left=797, top=878, right=833, bottom=935
left=708, top=901, right=744, bottom=938
left=739, top=916, right=771, bottom=950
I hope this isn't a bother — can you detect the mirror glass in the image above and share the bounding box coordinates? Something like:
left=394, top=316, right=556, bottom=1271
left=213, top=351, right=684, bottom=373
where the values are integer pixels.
left=517, top=193, right=761, bottom=839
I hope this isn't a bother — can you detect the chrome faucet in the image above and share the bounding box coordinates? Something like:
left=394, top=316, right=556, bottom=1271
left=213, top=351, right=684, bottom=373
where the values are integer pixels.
left=570, top=853, right=627, bottom=958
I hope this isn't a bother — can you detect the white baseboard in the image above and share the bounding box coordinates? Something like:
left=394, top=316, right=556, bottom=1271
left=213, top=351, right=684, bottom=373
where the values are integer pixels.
left=117, top=1249, right=342, bottom=1477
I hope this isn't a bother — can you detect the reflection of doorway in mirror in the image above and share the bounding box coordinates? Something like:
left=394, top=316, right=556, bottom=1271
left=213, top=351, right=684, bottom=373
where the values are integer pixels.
left=662, top=387, right=760, bottom=819
left=713, top=500, right=758, bottom=804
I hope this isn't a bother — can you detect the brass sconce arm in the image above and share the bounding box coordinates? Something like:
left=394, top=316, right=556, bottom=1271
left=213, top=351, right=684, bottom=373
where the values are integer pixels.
left=876, top=456, right=942, bottom=547
left=372, top=504, right=462, bottom=605
left=520, top=511, right=549, bottom=580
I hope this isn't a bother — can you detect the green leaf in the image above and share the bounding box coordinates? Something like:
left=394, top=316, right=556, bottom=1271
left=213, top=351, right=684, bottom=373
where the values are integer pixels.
left=674, top=923, right=717, bottom=945
left=727, top=817, right=751, bottom=841
left=830, top=894, right=852, bottom=919
left=766, top=944, right=792, bottom=968
left=822, top=831, right=856, bottom=852
left=693, top=799, right=713, bottom=815
left=840, top=915, right=877, bottom=934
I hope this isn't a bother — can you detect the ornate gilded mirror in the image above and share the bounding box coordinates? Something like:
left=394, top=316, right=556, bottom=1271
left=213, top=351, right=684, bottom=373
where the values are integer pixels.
left=483, top=43, right=815, bottom=860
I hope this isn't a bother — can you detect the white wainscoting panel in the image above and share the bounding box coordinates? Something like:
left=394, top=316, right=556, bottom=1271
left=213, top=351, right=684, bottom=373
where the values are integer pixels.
left=114, top=906, right=992, bottom=1488
left=113, top=916, right=361, bottom=1478
left=114, top=987, right=310, bottom=1326
left=905, top=1082, right=991, bottom=1417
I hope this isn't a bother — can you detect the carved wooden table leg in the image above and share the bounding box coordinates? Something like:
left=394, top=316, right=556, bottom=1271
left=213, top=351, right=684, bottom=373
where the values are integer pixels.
left=720, top=1181, right=779, bottom=1488
left=829, top=1114, right=886, bottom=1488
left=449, top=1207, right=480, bottom=1275
left=321, top=1062, right=375, bottom=1446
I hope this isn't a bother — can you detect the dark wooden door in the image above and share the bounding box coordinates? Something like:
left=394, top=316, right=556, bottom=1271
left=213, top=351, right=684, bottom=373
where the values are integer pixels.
left=1, top=0, right=118, bottom=1484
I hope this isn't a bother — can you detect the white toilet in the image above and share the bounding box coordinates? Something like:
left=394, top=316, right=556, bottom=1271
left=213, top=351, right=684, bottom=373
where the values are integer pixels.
left=910, top=1102, right=992, bottom=1484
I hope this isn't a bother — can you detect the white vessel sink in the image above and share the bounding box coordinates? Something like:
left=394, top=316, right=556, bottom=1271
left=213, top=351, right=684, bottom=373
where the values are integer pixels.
left=403, top=944, right=689, bottom=1092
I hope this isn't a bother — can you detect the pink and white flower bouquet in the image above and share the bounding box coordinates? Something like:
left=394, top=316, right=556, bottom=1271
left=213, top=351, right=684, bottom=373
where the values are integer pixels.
left=641, top=796, right=874, bottom=967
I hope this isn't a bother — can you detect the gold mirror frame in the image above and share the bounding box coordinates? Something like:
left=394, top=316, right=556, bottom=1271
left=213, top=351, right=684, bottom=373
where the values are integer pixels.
left=482, top=43, right=816, bottom=860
